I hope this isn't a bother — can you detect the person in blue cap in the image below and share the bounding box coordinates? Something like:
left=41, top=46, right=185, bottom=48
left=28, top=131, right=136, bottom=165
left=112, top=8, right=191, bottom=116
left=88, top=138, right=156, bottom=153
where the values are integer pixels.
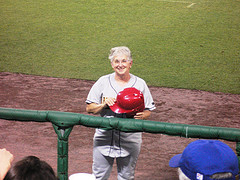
left=169, top=139, right=239, bottom=180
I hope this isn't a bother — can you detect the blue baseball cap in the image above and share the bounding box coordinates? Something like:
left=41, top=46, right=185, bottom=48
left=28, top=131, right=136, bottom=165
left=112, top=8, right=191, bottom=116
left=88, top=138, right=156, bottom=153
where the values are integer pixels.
left=169, top=140, right=239, bottom=180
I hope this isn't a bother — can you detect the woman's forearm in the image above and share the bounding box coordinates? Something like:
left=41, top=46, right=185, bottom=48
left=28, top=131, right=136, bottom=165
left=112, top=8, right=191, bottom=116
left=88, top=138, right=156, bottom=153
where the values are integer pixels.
left=86, top=103, right=107, bottom=114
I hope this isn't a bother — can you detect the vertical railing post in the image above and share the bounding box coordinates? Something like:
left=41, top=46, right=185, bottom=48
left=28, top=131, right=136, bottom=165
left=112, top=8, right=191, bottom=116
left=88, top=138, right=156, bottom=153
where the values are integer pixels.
left=53, top=124, right=73, bottom=180
left=237, top=141, right=240, bottom=173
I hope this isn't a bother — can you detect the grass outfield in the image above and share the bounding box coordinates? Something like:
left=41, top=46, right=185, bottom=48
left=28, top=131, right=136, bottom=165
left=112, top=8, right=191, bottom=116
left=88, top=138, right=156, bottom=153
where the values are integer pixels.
left=0, top=0, right=239, bottom=94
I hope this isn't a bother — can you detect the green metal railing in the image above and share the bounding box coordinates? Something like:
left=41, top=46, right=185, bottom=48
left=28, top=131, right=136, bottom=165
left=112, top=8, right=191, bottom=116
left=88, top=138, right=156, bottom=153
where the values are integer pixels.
left=0, top=107, right=239, bottom=180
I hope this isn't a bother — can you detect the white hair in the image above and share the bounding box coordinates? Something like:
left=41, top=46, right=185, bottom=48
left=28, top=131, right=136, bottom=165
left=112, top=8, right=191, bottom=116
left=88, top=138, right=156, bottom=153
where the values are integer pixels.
left=210, top=173, right=233, bottom=179
left=108, top=46, right=132, bottom=62
left=178, top=168, right=234, bottom=180
left=178, top=168, right=190, bottom=180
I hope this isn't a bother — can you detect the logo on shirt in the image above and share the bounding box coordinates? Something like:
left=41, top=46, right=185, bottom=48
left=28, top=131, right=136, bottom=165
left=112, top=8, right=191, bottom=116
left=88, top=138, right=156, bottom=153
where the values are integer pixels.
left=102, top=96, right=110, bottom=104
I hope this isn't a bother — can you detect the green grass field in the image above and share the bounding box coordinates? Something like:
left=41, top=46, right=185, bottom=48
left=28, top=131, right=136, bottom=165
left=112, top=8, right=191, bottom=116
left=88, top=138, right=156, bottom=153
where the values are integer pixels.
left=0, top=0, right=239, bottom=93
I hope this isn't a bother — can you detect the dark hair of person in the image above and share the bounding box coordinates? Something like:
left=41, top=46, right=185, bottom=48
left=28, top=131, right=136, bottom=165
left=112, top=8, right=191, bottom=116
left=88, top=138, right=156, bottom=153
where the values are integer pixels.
left=4, top=156, right=58, bottom=180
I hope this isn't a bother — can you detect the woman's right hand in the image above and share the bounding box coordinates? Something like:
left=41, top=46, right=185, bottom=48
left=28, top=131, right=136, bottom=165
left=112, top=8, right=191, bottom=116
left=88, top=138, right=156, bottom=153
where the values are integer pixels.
left=104, top=97, right=116, bottom=107
left=86, top=97, right=116, bottom=114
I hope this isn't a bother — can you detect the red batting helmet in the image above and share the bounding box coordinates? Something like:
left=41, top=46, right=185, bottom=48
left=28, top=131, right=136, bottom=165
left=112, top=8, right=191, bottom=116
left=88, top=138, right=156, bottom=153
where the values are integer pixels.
left=110, top=87, right=145, bottom=116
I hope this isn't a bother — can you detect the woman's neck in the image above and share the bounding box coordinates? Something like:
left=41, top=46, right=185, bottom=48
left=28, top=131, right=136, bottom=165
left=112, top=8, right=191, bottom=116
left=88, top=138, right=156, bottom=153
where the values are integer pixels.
left=114, top=73, right=131, bottom=87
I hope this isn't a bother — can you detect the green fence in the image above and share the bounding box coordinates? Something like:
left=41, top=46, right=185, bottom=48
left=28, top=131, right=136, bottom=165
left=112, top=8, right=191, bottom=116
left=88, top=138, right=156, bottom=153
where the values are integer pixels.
left=0, top=107, right=239, bottom=180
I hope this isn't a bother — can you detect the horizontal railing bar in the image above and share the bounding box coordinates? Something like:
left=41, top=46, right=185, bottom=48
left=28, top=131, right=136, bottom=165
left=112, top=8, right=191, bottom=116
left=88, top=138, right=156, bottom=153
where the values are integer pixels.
left=0, top=107, right=239, bottom=142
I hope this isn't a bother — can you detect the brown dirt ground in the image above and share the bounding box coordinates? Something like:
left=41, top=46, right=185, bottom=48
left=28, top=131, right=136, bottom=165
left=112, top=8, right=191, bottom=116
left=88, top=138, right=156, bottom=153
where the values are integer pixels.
left=0, top=72, right=239, bottom=180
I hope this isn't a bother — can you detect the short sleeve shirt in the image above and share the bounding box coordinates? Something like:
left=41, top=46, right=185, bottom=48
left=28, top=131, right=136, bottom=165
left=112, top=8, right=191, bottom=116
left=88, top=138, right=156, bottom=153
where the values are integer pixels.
left=86, top=72, right=155, bottom=157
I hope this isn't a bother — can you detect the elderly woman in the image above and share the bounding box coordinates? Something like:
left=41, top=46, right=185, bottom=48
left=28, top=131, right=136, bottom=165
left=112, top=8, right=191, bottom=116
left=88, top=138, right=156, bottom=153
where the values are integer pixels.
left=86, top=46, right=155, bottom=180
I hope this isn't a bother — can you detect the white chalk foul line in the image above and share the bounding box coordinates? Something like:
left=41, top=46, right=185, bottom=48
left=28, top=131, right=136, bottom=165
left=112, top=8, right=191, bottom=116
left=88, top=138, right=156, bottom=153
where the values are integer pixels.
left=156, top=0, right=196, bottom=8
left=187, top=3, right=196, bottom=8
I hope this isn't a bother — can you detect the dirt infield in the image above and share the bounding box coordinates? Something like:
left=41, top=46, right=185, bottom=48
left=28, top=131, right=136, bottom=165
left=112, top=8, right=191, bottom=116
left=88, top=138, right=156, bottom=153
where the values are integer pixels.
left=0, top=72, right=239, bottom=180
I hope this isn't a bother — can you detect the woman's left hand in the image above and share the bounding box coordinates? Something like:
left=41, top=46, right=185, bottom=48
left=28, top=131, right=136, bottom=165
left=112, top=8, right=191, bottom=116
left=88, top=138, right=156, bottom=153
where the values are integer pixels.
left=134, top=110, right=151, bottom=120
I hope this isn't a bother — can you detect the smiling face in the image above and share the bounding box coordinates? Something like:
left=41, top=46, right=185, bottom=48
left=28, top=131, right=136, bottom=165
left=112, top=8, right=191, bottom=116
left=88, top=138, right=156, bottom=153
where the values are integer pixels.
left=111, top=54, right=132, bottom=76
